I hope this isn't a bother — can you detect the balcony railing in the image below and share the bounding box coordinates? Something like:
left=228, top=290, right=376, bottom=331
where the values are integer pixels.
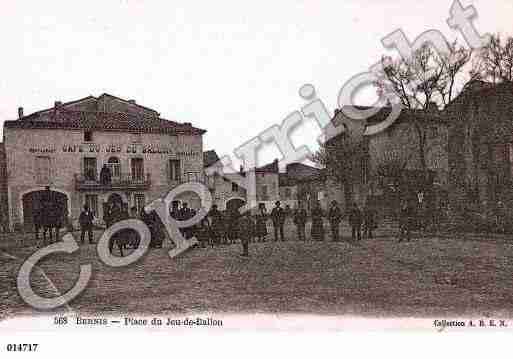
left=75, top=172, right=151, bottom=191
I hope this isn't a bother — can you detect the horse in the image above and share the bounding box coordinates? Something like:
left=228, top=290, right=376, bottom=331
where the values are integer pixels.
left=109, top=228, right=140, bottom=257
left=108, top=207, right=143, bottom=257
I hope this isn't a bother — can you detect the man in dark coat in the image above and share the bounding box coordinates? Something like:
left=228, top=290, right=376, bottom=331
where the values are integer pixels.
left=310, top=200, right=325, bottom=241
left=347, top=202, right=362, bottom=241
left=270, top=201, right=286, bottom=241
left=170, top=201, right=180, bottom=220
left=209, top=204, right=224, bottom=246
left=328, top=200, right=342, bottom=242
left=99, top=164, right=112, bottom=185
left=179, top=202, right=194, bottom=239
left=363, top=201, right=377, bottom=239
left=79, top=204, right=95, bottom=244
left=293, top=203, right=308, bottom=241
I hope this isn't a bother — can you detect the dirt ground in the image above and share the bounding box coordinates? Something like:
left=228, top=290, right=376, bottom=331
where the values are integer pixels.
left=2, top=223, right=513, bottom=321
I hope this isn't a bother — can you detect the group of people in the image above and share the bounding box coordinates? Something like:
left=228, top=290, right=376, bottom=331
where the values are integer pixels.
left=193, top=200, right=378, bottom=257
left=77, top=197, right=385, bottom=258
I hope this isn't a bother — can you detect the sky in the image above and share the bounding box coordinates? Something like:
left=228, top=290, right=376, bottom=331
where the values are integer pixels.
left=0, top=0, right=512, bottom=167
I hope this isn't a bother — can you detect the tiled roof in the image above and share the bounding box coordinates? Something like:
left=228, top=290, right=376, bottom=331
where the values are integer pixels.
left=4, top=109, right=206, bottom=135
left=255, top=159, right=279, bottom=173
left=333, top=106, right=444, bottom=127
left=279, top=163, right=325, bottom=186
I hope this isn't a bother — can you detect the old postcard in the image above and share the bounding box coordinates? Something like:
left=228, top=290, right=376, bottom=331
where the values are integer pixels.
left=1, top=0, right=513, bottom=356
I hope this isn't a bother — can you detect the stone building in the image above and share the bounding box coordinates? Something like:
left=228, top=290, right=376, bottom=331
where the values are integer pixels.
left=204, top=151, right=326, bottom=213
left=445, top=81, right=513, bottom=216
left=325, top=106, right=448, bottom=215
left=203, top=150, right=247, bottom=212
left=2, top=94, right=206, bottom=231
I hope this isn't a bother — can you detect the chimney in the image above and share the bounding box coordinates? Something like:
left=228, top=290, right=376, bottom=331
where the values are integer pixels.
left=54, top=101, right=62, bottom=108
left=239, top=165, right=244, bottom=174
left=18, top=107, right=23, bottom=119
left=128, top=99, right=136, bottom=104
left=183, top=122, right=192, bottom=126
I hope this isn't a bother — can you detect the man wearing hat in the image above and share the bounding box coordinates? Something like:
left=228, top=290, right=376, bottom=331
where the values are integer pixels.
left=270, top=201, right=286, bottom=241
left=79, top=204, right=95, bottom=244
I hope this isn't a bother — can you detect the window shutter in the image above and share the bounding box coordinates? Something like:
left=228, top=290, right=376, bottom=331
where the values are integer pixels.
left=166, top=159, right=170, bottom=182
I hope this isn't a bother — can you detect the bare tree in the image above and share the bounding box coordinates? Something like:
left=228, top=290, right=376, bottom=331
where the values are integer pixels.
left=478, top=33, right=513, bottom=83
left=376, top=42, right=475, bottom=174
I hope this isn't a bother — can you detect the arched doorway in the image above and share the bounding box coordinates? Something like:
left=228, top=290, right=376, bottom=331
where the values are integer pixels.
left=22, top=190, right=68, bottom=231
left=226, top=198, right=245, bottom=213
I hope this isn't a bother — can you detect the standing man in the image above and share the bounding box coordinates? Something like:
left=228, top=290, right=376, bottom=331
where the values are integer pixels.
left=209, top=204, right=223, bottom=246
left=170, top=200, right=180, bottom=220
left=270, top=201, right=286, bottom=241
left=348, top=202, right=362, bottom=241
left=179, top=202, right=193, bottom=239
left=79, top=204, right=95, bottom=244
left=310, top=200, right=325, bottom=241
left=328, top=200, right=342, bottom=242
left=99, top=164, right=112, bottom=185
left=363, top=200, right=377, bottom=239
left=293, top=203, right=308, bottom=241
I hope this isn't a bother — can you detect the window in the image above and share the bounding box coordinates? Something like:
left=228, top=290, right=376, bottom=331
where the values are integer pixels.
left=106, top=157, right=121, bottom=180
left=284, top=187, right=291, bottom=199
left=83, top=157, right=97, bottom=181
left=35, top=156, right=51, bottom=184
left=131, top=158, right=144, bottom=181
left=84, top=131, right=93, bottom=142
left=232, top=182, right=239, bottom=192
left=260, top=185, right=268, bottom=200
left=134, top=194, right=145, bottom=215
left=169, top=159, right=181, bottom=181
left=85, top=194, right=98, bottom=217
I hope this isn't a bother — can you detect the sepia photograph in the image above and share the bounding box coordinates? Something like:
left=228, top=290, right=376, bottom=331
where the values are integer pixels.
left=0, top=0, right=513, bottom=356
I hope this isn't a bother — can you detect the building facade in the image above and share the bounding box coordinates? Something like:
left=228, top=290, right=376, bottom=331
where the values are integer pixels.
left=446, top=81, right=513, bottom=217
left=204, top=152, right=326, bottom=213
left=3, top=94, right=205, bottom=231
left=325, top=106, right=448, bottom=215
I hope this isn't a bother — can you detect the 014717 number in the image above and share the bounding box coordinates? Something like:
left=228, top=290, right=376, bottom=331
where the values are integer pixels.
left=6, top=344, right=39, bottom=352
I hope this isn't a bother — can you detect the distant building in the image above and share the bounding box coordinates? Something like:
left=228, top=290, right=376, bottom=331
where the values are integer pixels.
left=204, top=150, right=247, bottom=212
left=204, top=151, right=326, bottom=212
left=3, top=94, right=206, bottom=231
left=279, top=163, right=327, bottom=211
left=325, top=105, right=448, bottom=215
